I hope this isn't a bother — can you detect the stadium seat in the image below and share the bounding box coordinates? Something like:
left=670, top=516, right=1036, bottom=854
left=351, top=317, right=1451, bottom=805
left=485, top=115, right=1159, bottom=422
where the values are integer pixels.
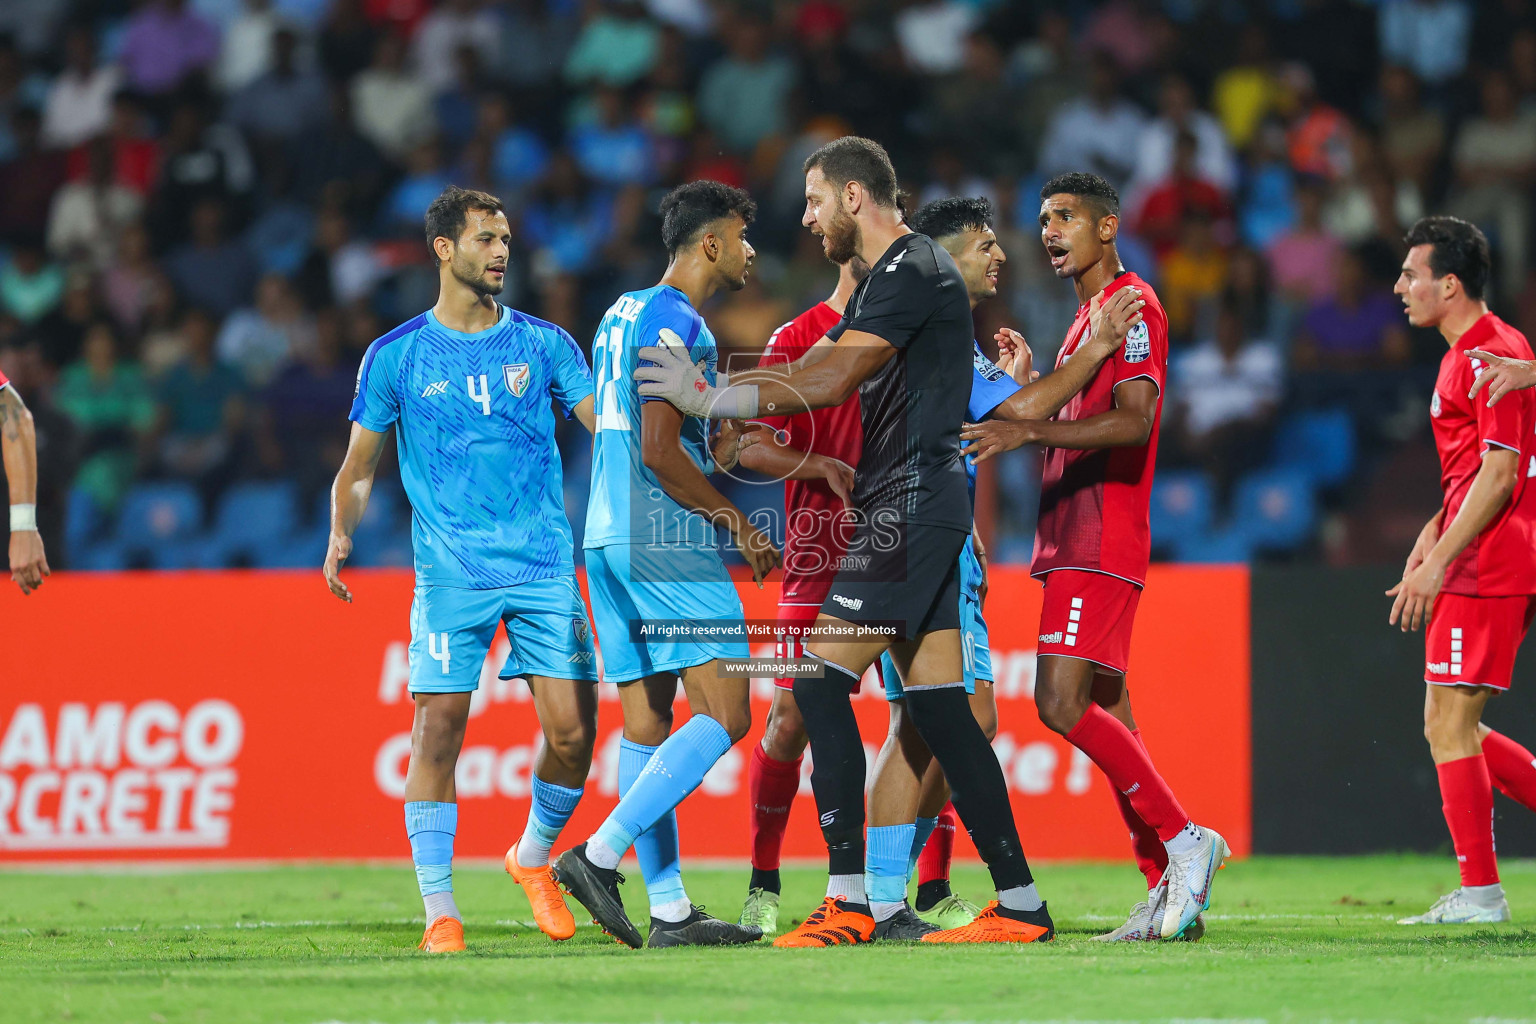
left=1173, top=526, right=1254, bottom=564
left=1271, top=408, right=1355, bottom=488
left=1150, top=470, right=1215, bottom=548
left=64, top=487, right=106, bottom=554
left=198, top=481, right=300, bottom=567
left=106, top=482, right=204, bottom=568
left=1231, top=467, right=1317, bottom=551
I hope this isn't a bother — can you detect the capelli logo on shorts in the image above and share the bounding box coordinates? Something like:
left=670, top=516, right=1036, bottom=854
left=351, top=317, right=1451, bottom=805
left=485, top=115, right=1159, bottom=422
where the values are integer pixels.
left=1039, top=631, right=1064, bottom=644
left=831, top=594, right=863, bottom=611
left=1427, top=661, right=1450, bottom=674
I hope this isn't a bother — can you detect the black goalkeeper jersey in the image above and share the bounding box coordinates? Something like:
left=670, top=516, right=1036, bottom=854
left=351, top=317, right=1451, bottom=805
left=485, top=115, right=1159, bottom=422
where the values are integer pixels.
left=827, top=231, right=974, bottom=533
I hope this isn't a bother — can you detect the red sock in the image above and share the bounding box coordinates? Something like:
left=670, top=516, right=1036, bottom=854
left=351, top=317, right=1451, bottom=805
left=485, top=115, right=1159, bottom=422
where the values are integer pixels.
left=1481, top=730, right=1536, bottom=812
left=1437, top=754, right=1499, bottom=886
left=917, top=802, right=958, bottom=887
left=748, top=744, right=801, bottom=871
left=1111, top=729, right=1168, bottom=888
left=1065, top=704, right=1189, bottom=842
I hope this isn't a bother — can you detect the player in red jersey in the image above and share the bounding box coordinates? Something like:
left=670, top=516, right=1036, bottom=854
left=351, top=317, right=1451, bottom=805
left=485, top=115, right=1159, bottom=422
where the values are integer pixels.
left=1388, top=216, right=1536, bottom=925
left=734, top=256, right=866, bottom=934
left=0, top=366, right=49, bottom=594
left=960, top=173, right=1228, bottom=942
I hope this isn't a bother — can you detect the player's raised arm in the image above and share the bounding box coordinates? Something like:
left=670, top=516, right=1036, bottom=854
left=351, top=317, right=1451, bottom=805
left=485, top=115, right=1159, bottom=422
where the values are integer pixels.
left=640, top=399, right=781, bottom=586
left=1, top=380, right=49, bottom=594
left=325, top=422, right=388, bottom=602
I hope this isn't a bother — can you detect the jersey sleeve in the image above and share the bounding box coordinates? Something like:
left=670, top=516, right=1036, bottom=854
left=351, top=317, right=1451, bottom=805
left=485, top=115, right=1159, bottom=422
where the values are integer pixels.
left=349, top=338, right=401, bottom=431
left=1469, top=353, right=1527, bottom=455
left=0, top=366, right=9, bottom=390
left=637, top=291, right=704, bottom=405
left=839, top=252, right=931, bottom=349
left=968, top=345, right=1023, bottom=420
left=549, top=326, right=595, bottom=419
left=1112, top=294, right=1169, bottom=395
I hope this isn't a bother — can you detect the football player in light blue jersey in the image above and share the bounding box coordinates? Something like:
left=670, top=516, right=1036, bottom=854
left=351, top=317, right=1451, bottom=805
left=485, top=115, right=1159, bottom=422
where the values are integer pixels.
left=326, top=186, right=601, bottom=953
left=556, top=180, right=781, bottom=949
left=866, top=197, right=1126, bottom=932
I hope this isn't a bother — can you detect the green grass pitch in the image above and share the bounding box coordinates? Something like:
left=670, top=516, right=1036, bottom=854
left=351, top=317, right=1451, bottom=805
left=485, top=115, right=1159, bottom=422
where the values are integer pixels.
left=2, top=856, right=1535, bottom=1023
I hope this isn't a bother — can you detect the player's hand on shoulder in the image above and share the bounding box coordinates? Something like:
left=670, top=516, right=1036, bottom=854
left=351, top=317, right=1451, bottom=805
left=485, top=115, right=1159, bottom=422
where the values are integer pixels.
left=1086, top=287, right=1145, bottom=357
left=1467, top=349, right=1536, bottom=407
left=995, top=328, right=1036, bottom=385
left=9, top=530, right=49, bottom=595
left=323, top=533, right=354, bottom=603
left=815, top=454, right=856, bottom=509
left=635, top=329, right=713, bottom=417
left=960, top=420, right=1038, bottom=464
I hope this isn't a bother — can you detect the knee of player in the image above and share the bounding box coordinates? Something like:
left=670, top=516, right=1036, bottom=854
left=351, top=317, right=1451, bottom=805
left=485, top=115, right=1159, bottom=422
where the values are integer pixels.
left=711, top=707, right=752, bottom=745
left=545, top=719, right=597, bottom=771
left=1034, top=687, right=1086, bottom=736
left=762, top=714, right=807, bottom=761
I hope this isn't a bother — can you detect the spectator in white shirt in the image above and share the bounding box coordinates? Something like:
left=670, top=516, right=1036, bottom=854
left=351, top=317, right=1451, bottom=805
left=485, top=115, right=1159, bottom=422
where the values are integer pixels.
left=46, top=138, right=143, bottom=268
left=1168, top=299, right=1284, bottom=501
left=350, top=33, right=435, bottom=161
left=40, top=27, right=120, bottom=149
left=1037, top=52, right=1145, bottom=187
left=1128, top=73, right=1238, bottom=208
left=412, top=0, right=500, bottom=95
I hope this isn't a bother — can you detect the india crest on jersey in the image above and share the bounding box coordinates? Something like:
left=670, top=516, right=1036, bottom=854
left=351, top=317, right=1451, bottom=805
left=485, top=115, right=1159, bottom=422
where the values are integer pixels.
left=504, top=363, right=531, bottom=397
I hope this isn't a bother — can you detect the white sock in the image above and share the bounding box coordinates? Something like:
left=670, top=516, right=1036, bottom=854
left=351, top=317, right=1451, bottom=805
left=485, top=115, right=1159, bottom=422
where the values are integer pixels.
left=871, top=900, right=906, bottom=922
left=997, top=883, right=1043, bottom=912
left=1163, top=821, right=1203, bottom=858
left=423, top=891, right=460, bottom=923
left=828, top=873, right=866, bottom=904
left=651, top=896, right=693, bottom=923
left=516, top=819, right=556, bottom=869
left=1464, top=882, right=1505, bottom=907
left=585, top=837, right=622, bottom=870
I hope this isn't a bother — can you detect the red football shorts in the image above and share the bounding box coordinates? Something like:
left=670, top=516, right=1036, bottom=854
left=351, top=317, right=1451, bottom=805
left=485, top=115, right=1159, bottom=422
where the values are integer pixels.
left=773, top=600, right=855, bottom=694
left=1035, top=569, right=1143, bottom=675
left=1424, top=592, right=1536, bottom=690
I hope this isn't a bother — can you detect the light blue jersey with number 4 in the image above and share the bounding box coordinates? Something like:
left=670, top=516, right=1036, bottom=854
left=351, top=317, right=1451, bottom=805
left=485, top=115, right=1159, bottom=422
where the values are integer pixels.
left=350, top=305, right=594, bottom=588
left=585, top=284, right=719, bottom=549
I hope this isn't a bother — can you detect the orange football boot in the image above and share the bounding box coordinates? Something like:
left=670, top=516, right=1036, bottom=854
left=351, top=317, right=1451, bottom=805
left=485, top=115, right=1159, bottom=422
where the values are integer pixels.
left=505, top=844, right=576, bottom=941
left=921, top=901, right=1054, bottom=944
left=417, top=915, right=467, bottom=952
left=772, top=897, right=875, bottom=948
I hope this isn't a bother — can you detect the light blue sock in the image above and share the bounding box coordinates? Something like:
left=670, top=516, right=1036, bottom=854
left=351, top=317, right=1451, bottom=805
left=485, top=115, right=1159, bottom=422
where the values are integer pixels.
left=593, top=716, right=733, bottom=891
left=866, top=823, right=916, bottom=909
left=406, top=801, right=458, bottom=920
left=517, top=776, right=584, bottom=867
left=909, top=816, right=940, bottom=880
left=531, top=775, right=583, bottom=831
left=614, top=738, right=686, bottom=907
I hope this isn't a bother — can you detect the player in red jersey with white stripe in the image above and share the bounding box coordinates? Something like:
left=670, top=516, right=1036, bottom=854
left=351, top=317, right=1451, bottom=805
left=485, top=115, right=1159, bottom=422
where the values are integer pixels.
left=735, top=257, right=866, bottom=934
left=0, top=365, right=49, bottom=594
left=1388, top=216, right=1536, bottom=925
left=960, top=173, right=1228, bottom=942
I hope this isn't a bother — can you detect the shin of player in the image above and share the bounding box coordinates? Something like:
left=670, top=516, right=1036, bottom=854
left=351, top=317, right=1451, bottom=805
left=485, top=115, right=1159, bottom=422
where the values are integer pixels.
left=1390, top=217, right=1536, bottom=925
left=961, top=174, right=1229, bottom=941
left=326, top=187, right=603, bottom=951
left=555, top=181, right=780, bottom=949
left=735, top=256, right=866, bottom=933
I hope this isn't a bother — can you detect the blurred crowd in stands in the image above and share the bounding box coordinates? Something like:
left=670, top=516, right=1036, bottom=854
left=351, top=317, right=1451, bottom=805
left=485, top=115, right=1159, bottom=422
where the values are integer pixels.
left=0, top=0, right=1530, bottom=569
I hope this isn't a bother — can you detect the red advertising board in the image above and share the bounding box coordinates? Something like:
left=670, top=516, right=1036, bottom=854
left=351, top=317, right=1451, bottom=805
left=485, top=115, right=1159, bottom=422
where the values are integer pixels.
left=0, top=566, right=1249, bottom=863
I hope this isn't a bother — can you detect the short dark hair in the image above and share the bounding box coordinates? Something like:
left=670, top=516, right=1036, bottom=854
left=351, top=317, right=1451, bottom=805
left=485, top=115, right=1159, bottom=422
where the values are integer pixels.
left=659, top=180, right=757, bottom=256
left=803, top=135, right=900, bottom=209
left=1040, top=172, right=1121, bottom=219
left=424, top=185, right=505, bottom=261
left=1403, top=215, right=1491, bottom=300
left=909, top=196, right=993, bottom=242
